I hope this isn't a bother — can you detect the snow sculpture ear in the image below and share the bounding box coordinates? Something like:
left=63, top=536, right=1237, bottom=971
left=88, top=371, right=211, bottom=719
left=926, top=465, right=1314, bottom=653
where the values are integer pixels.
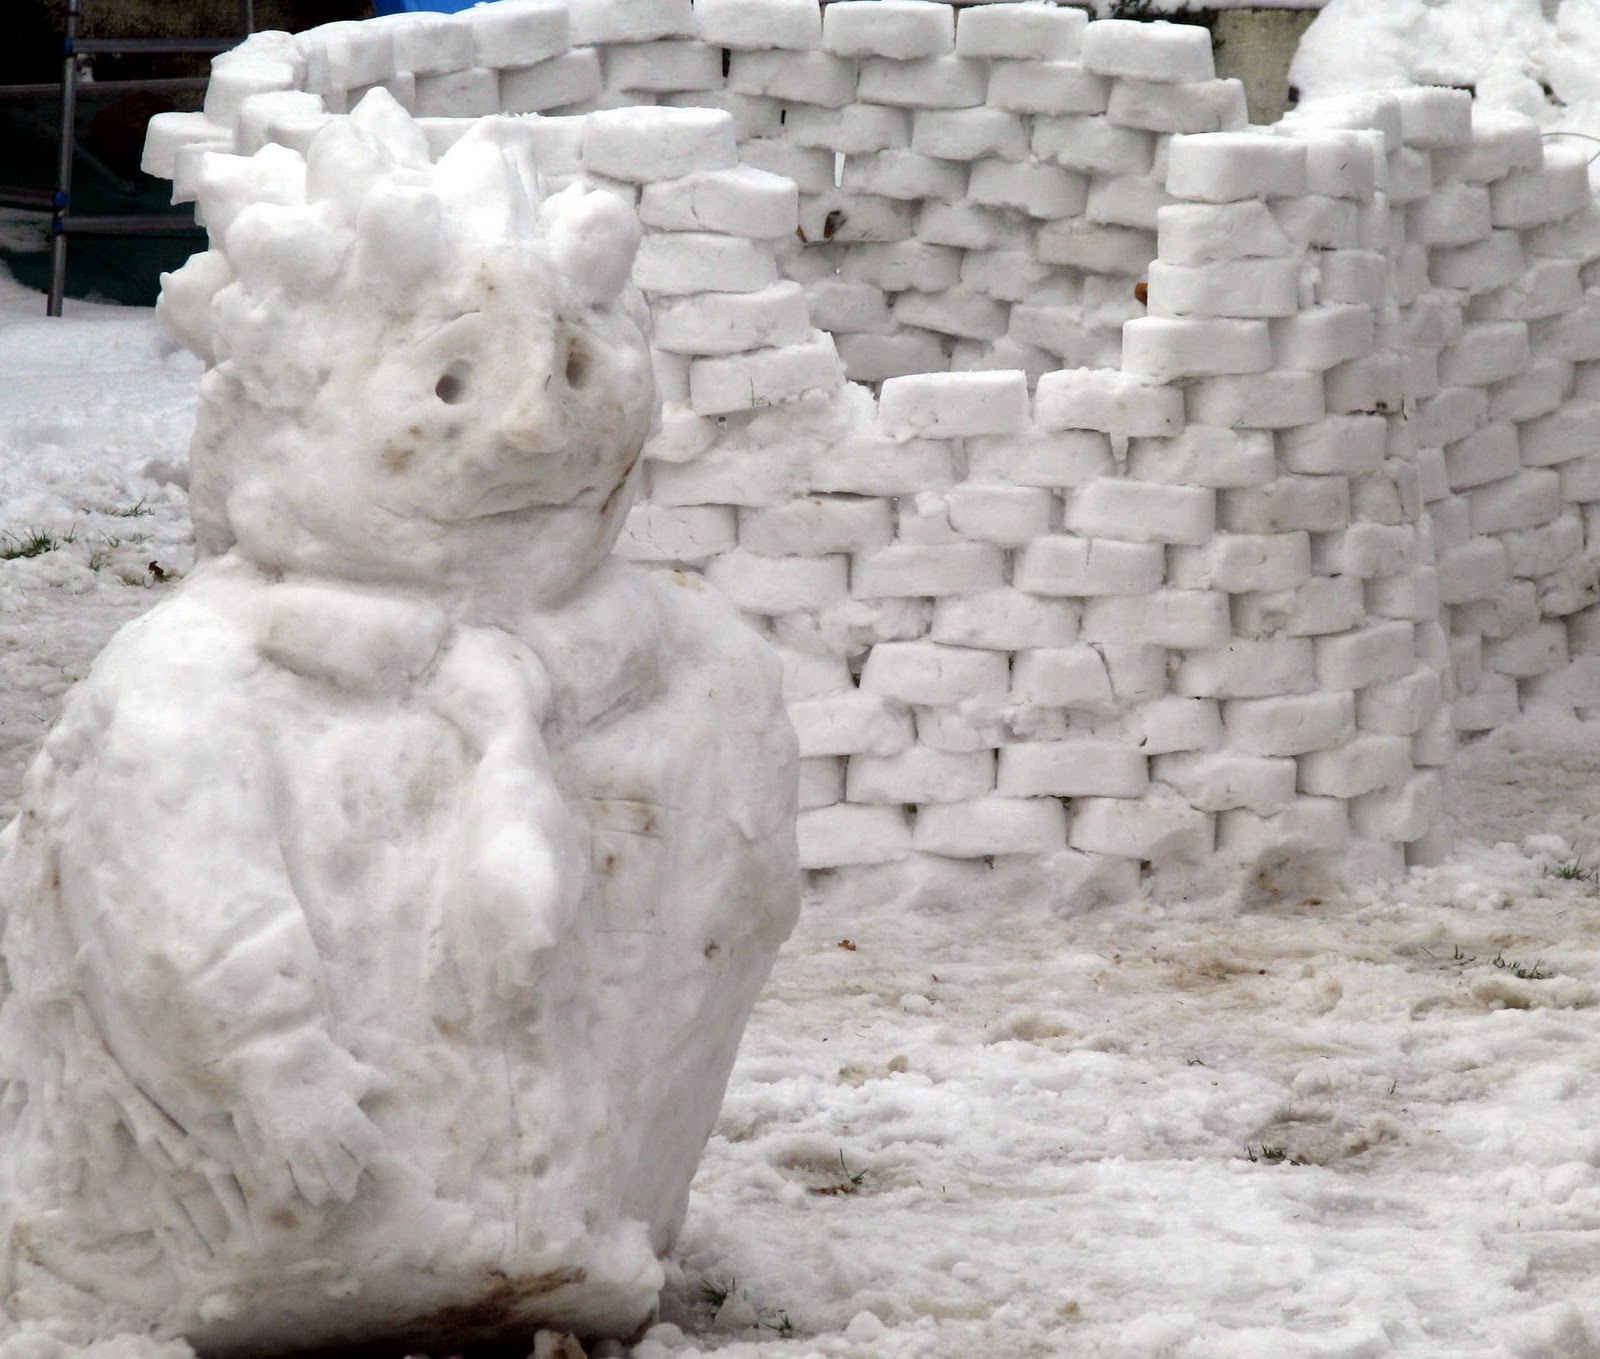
left=538, top=184, right=641, bottom=306
left=305, top=118, right=395, bottom=224
left=228, top=200, right=351, bottom=299
left=352, top=180, right=449, bottom=310
left=433, top=132, right=537, bottom=244
left=348, top=86, right=432, bottom=170
left=195, top=143, right=306, bottom=241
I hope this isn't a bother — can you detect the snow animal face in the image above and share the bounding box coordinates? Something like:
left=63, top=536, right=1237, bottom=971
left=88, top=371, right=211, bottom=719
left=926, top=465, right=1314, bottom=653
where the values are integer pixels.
left=160, top=90, right=656, bottom=586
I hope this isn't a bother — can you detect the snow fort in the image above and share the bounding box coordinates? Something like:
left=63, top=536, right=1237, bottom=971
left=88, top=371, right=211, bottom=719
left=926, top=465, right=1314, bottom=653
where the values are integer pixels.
left=0, top=86, right=799, bottom=1354
left=129, top=10, right=1600, bottom=985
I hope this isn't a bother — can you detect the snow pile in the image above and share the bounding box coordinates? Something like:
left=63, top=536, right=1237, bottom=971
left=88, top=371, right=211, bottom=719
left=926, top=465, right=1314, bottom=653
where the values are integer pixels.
left=1294, top=0, right=1600, bottom=190
left=0, top=94, right=798, bottom=1354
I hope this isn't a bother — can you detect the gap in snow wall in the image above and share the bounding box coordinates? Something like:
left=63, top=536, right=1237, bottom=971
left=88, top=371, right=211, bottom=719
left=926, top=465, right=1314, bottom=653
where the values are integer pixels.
left=142, top=0, right=1600, bottom=904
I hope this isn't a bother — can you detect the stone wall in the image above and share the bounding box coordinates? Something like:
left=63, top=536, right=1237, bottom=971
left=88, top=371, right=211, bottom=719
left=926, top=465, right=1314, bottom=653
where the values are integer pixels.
left=143, top=0, right=1600, bottom=901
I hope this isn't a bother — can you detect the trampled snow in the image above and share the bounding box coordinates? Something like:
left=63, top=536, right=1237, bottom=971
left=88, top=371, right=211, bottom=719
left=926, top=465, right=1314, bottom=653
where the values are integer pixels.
left=2, top=272, right=1599, bottom=1357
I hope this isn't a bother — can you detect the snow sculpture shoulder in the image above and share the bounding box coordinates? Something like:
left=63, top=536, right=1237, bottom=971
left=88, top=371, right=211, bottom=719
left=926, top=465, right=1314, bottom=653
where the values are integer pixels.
left=0, top=90, right=798, bottom=1356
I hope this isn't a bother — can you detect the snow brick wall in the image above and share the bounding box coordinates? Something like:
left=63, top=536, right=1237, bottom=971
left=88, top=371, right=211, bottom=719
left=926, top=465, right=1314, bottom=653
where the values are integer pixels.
left=142, top=0, right=1600, bottom=901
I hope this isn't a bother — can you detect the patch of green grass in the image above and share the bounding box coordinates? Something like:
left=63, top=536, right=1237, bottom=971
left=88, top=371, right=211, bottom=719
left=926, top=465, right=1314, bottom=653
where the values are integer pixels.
left=698, top=1275, right=736, bottom=1311
left=1, top=528, right=72, bottom=560
left=1245, top=1143, right=1305, bottom=1166
left=813, top=1150, right=869, bottom=1196
left=1545, top=859, right=1597, bottom=884
left=104, top=498, right=151, bottom=518
left=1491, top=953, right=1554, bottom=981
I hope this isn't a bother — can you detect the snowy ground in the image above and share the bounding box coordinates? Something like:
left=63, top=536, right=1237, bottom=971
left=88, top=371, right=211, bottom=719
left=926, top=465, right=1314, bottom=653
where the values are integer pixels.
left=3, top=279, right=1600, bottom=1359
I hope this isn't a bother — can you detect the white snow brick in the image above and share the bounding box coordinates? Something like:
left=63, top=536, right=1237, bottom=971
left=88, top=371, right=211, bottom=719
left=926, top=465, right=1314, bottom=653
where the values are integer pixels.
left=822, top=0, right=954, bottom=59
left=791, top=691, right=915, bottom=758
left=1085, top=174, right=1179, bottom=231
left=1490, top=146, right=1591, bottom=229
left=1235, top=575, right=1365, bottom=640
left=1011, top=645, right=1114, bottom=709
left=204, top=53, right=300, bottom=129
left=1217, top=796, right=1349, bottom=857
left=1100, top=644, right=1169, bottom=705
left=1518, top=403, right=1600, bottom=467
left=806, top=280, right=893, bottom=337
left=1443, top=423, right=1521, bottom=490
left=1392, top=86, right=1472, bottom=148
left=1314, top=621, right=1416, bottom=690
left=968, top=160, right=1088, bottom=218
left=1298, top=733, right=1412, bottom=798
left=914, top=705, right=1014, bottom=753
left=738, top=140, right=835, bottom=193
left=1355, top=667, right=1442, bottom=736
left=977, top=429, right=1116, bottom=488
left=1432, top=231, right=1526, bottom=294
left=1145, top=259, right=1300, bottom=320
left=842, top=150, right=967, bottom=202
left=931, top=588, right=1078, bottom=650
left=1034, top=368, right=1184, bottom=437
left=996, top=738, right=1149, bottom=799
left=1472, top=261, right=1584, bottom=324
left=704, top=550, right=848, bottom=615
left=1484, top=621, right=1567, bottom=678
left=839, top=242, right=961, bottom=292
left=957, top=4, right=1086, bottom=61
left=1316, top=250, right=1390, bottom=307
left=1313, top=523, right=1415, bottom=579
left=1154, top=752, right=1296, bottom=815
left=892, top=287, right=1007, bottom=340
left=615, top=504, right=735, bottom=561
left=1469, top=469, right=1562, bottom=535
left=1080, top=18, right=1213, bottom=84
left=1366, top=566, right=1439, bottom=623
left=1098, top=697, right=1218, bottom=754
left=1169, top=533, right=1310, bottom=594
left=785, top=105, right=911, bottom=155
left=1122, top=317, right=1271, bottom=380
left=911, top=107, right=1027, bottom=162
left=1436, top=538, right=1509, bottom=604
left=1271, top=306, right=1376, bottom=371
left=652, top=284, right=811, bottom=356
left=1411, top=706, right=1457, bottom=769
left=1407, top=182, right=1492, bottom=247
left=1127, top=426, right=1275, bottom=488
left=1006, top=306, right=1097, bottom=360
left=1322, top=352, right=1405, bottom=416
left=859, top=642, right=1009, bottom=705
left=799, top=804, right=911, bottom=868
left=1299, top=129, right=1383, bottom=199
left=1416, top=385, right=1486, bottom=449
left=413, top=68, right=499, bottom=118
left=634, top=232, right=778, bottom=296
left=1220, top=476, right=1350, bottom=535
left=1032, top=116, right=1154, bottom=174
left=142, top=111, right=232, bottom=179
left=836, top=333, right=952, bottom=385
left=1224, top=691, right=1355, bottom=757
left=583, top=107, right=736, bottom=182
left=795, top=192, right=917, bottom=245
left=962, top=249, right=1061, bottom=304
left=944, top=484, right=1054, bottom=546
left=1415, top=448, right=1450, bottom=504
left=689, top=333, right=843, bottom=415
left=638, top=167, right=799, bottom=239
left=858, top=55, right=987, bottom=108
left=919, top=200, right=1028, bottom=249
left=852, top=543, right=1006, bottom=598
left=1069, top=795, right=1214, bottom=861
left=1432, top=108, right=1542, bottom=181
left=468, top=0, right=568, bottom=67
left=1184, top=372, right=1324, bottom=430
left=571, top=0, right=694, bottom=42
left=1036, top=220, right=1156, bottom=275
left=799, top=756, right=846, bottom=811
left=1278, top=416, right=1386, bottom=477
left=879, top=371, right=1030, bottom=439
left=1013, top=536, right=1164, bottom=596
left=1165, top=132, right=1306, bottom=203
left=1531, top=296, right=1600, bottom=363
left=1082, top=592, right=1230, bottom=649
left=1348, top=771, right=1442, bottom=843
left=727, top=50, right=854, bottom=107
left=1437, top=321, right=1531, bottom=388
left=1383, top=145, right=1433, bottom=203
left=1452, top=671, right=1520, bottom=731
left=1501, top=512, right=1584, bottom=577
left=1107, top=77, right=1246, bottom=135
left=847, top=747, right=996, bottom=805
left=914, top=797, right=1069, bottom=858
left=739, top=496, right=893, bottom=557
left=1066, top=479, right=1215, bottom=545
left=780, top=651, right=854, bottom=702
left=501, top=51, right=603, bottom=112
left=1156, top=200, right=1292, bottom=266
left=694, top=0, right=821, bottom=50
left=985, top=60, right=1110, bottom=116
left=1272, top=194, right=1360, bottom=251
left=1172, top=637, right=1314, bottom=700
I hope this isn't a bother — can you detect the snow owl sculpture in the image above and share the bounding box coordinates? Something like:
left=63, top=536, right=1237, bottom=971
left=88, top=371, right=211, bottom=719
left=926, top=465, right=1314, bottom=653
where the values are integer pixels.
left=0, top=90, right=798, bottom=1354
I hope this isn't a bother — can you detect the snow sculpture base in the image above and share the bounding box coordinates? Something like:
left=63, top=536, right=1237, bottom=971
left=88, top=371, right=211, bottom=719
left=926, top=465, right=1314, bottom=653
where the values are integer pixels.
left=0, top=92, right=798, bottom=1356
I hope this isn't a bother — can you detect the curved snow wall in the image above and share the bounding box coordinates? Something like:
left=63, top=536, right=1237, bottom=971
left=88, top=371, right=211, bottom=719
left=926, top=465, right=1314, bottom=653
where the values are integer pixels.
left=144, top=0, right=1600, bottom=899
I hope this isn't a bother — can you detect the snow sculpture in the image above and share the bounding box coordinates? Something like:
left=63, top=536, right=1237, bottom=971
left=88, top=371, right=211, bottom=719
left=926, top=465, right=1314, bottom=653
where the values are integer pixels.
left=0, top=89, right=798, bottom=1355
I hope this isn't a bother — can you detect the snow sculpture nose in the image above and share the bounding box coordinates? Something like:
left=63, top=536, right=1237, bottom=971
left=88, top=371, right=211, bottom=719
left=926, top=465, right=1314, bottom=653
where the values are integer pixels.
left=499, top=388, right=560, bottom=455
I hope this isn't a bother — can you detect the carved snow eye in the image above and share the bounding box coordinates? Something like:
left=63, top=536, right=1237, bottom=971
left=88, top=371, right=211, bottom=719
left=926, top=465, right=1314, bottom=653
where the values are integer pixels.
left=564, top=338, right=591, bottom=389
left=435, top=364, right=470, bottom=404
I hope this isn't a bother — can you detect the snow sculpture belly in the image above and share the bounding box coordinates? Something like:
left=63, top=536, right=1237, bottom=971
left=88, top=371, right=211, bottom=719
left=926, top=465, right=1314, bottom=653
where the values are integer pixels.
left=0, top=91, right=798, bottom=1355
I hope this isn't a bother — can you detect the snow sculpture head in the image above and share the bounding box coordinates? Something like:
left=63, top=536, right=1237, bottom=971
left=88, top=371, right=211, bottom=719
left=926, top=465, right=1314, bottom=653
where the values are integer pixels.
left=159, top=89, right=656, bottom=594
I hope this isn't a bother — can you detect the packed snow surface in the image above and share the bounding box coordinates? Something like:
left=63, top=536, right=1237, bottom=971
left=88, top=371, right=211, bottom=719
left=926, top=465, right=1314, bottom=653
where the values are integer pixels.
left=2, top=279, right=1600, bottom=1356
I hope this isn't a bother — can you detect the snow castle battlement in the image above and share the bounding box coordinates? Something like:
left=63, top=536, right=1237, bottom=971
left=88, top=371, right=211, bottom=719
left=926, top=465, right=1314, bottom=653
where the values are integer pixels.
left=143, top=0, right=1600, bottom=900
